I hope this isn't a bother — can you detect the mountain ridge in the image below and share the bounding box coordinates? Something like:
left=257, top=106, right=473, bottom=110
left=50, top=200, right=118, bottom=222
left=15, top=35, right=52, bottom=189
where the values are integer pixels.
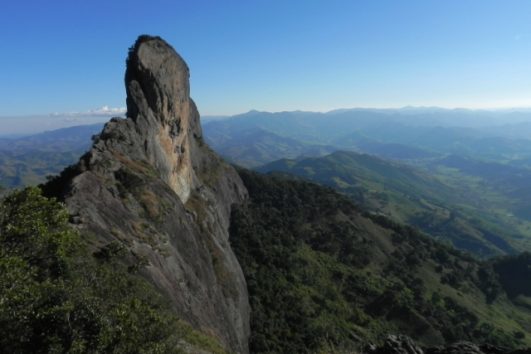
left=230, top=168, right=531, bottom=353
left=257, top=150, right=525, bottom=257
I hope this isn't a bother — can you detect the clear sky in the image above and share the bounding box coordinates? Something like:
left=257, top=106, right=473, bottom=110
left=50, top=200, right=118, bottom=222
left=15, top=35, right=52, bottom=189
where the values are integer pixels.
left=2, top=0, right=531, bottom=116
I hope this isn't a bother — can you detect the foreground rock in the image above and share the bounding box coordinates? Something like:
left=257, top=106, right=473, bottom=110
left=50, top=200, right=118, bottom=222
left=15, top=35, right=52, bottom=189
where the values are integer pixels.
left=366, top=335, right=531, bottom=354
left=45, top=35, right=249, bottom=353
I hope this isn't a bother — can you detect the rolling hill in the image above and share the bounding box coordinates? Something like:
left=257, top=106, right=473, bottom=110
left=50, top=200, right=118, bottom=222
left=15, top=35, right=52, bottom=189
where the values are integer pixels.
left=258, top=151, right=531, bottom=257
left=0, top=124, right=103, bottom=187
left=230, top=169, right=531, bottom=353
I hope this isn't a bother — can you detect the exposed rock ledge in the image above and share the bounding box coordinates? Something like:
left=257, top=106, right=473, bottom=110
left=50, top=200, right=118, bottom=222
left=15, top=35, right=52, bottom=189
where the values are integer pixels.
left=365, top=335, right=531, bottom=354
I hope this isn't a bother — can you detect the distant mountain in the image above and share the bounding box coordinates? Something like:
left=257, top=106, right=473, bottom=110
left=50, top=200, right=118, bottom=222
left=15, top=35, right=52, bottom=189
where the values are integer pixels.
left=430, top=155, right=531, bottom=222
left=6, top=107, right=531, bottom=187
left=0, top=123, right=103, bottom=151
left=0, top=124, right=103, bottom=187
left=3, top=112, right=531, bottom=258
left=203, top=109, right=531, bottom=164
left=258, top=151, right=529, bottom=257
left=334, top=133, right=440, bottom=160
left=2, top=109, right=531, bottom=258
left=204, top=126, right=335, bottom=167
left=201, top=114, right=230, bottom=123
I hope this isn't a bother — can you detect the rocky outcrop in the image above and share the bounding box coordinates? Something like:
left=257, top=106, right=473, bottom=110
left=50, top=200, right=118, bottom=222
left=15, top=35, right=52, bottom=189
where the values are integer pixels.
left=366, top=335, right=425, bottom=354
left=45, top=35, right=249, bottom=353
left=365, top=335, right=531, bottom=354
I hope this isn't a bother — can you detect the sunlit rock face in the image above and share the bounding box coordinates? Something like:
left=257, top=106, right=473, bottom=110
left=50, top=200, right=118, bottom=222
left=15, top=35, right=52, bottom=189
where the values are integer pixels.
left=125, top=36, right=196, bottom=202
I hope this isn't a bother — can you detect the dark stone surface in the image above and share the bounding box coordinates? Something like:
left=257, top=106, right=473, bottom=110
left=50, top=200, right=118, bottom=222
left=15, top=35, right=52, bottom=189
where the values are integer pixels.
left=366, top=335, right=425, bottom=354
left=366, top=335, right=530, bottom=354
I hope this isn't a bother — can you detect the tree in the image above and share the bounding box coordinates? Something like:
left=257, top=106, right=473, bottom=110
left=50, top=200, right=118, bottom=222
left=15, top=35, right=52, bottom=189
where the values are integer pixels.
left=0, top=187, right=181, bottom=353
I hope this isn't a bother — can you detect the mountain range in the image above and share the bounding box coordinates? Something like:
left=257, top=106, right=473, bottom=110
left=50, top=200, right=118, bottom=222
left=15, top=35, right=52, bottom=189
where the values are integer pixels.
left=258, top=150, right=531, bottom=258
left=5, top=106, right=531, bottom=259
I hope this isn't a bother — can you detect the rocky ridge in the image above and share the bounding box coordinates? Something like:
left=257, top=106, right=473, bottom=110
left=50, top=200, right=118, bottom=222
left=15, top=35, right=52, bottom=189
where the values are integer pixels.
left=45, top=35, right=249, bottom=353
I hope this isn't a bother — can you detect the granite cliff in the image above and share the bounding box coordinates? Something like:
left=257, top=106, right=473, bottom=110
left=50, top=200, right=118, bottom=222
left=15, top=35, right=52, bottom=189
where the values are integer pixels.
left=45, top=35, right=249, bottom=353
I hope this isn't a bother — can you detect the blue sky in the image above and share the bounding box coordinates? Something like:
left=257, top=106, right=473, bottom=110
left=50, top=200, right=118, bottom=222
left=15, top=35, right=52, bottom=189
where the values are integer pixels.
left=2, top=0, right=531, bottom=116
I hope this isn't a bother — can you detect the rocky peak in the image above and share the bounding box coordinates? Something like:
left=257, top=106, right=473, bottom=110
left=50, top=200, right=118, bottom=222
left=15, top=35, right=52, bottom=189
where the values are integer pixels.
left=125, top=35, right=191, bottom=124
left=45, top=35, right=250, bottom=353
left=121, top=35, right=199, bottom=203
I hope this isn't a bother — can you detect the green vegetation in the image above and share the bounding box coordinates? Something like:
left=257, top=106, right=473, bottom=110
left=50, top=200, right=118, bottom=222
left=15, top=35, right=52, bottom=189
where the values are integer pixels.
left=492, top=252, right=531, bottom=299
left=4, top=112, right=531, bottom=353
left=205, top=126, right=334, bottom=167
left=0, top=150, right=85, bottom=187
left=231, top=169, right=531, bottom=354
left=0, top=187, right=225, bottom=353
left=258, top=151, right=531, bottom=257
left=0, top=124, right=102, bottom=188
left=204, top=110, right=531, bottom=258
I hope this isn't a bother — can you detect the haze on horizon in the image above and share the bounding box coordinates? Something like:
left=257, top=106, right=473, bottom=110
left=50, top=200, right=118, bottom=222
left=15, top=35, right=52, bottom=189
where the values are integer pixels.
left=1, top=0, right=531, bottom=118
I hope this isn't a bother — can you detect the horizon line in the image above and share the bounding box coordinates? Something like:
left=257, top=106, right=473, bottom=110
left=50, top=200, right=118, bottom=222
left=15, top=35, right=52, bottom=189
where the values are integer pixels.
left=200, top=105, right=531, bottom=117
left=3, top=104, right=531, bottom=119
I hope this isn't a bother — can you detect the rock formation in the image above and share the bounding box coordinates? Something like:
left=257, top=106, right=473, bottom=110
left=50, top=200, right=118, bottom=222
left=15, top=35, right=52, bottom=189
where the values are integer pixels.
left=365, top=335, right=531, bottom=354
left=45, top=35, right=249, bottom=353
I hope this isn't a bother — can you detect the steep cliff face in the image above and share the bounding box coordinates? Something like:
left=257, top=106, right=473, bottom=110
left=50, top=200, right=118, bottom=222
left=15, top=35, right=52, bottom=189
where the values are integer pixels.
left=45, top=35, right=250, bottom=353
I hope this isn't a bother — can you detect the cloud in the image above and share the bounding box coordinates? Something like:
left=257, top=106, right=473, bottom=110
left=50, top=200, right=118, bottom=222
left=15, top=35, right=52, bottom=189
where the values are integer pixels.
left=89, top=105, right=127, bottom=115
left=50, top=105, right=126, bottom=117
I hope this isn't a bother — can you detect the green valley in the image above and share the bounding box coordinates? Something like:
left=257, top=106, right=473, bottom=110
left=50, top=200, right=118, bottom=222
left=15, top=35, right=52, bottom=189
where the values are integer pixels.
left=258, top=151, right=531, bottom=257
left=230, top=169, right=531, bottom=353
